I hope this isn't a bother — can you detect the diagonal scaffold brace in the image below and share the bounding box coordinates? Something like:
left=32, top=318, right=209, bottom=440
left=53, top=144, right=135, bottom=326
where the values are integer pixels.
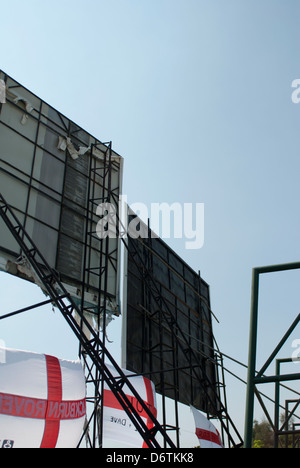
left=0, top=192, right=176, bottom=449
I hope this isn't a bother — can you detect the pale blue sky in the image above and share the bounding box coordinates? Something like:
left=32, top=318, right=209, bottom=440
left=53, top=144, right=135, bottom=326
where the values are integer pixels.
left=0, top=0, right=300, bottom=444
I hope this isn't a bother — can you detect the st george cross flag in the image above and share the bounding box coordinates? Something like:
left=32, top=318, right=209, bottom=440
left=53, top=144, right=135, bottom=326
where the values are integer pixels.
left=102, top=364, right=157, bottom=448
left=0, top=348, right=86, bottom=448
left=190, top=405, right=223, bottom=449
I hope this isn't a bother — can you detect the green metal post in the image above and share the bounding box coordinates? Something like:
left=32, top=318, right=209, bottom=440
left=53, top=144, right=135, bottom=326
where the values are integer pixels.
left=244, top=268, right=259, bottom=448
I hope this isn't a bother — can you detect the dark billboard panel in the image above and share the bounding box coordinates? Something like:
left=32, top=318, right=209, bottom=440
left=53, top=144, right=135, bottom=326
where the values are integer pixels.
left=122, top=213, right=218, bottom=414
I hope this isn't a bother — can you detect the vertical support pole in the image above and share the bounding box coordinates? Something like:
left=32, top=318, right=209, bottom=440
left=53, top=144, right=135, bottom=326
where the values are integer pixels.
left=244, top=268, right=259, bottom=448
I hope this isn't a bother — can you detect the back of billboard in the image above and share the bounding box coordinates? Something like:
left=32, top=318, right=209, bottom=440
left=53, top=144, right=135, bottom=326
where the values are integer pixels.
left=122, top=212, right=218, bottom=414
left=0, top=71, right=123, bottom=316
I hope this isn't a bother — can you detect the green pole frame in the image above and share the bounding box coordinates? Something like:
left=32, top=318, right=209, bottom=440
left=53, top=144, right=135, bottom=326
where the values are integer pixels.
left=244, top=261, right=300, bottom=448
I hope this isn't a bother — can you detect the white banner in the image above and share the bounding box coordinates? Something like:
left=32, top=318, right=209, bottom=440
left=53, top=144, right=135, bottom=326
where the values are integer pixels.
left=0, top=348, right=86, bottom=448
left=190, top=405, right=223, bottom=449
left=103, top=365, right=157, bottom=448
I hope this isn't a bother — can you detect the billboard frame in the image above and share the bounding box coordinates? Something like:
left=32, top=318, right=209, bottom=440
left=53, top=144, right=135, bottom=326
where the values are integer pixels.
left=121, top=212, right=244, bottom=448
left=0, top=70, right=123, bottom=319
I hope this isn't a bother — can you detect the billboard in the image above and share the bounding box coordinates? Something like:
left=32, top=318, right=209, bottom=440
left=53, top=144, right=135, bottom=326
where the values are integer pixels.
left=0, top=71, right=123, bottom=316
left=122, top=212, right=218, bottom=414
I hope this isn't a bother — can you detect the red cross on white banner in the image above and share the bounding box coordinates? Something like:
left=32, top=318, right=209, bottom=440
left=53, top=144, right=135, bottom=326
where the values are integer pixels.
left=0, top=349, right=86, bottom=448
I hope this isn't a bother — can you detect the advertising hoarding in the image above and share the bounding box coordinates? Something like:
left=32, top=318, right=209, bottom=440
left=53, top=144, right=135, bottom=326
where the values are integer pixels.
left=0, top=71, right=123, bottom=315
left=122, top=212, right=218, bottom=413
